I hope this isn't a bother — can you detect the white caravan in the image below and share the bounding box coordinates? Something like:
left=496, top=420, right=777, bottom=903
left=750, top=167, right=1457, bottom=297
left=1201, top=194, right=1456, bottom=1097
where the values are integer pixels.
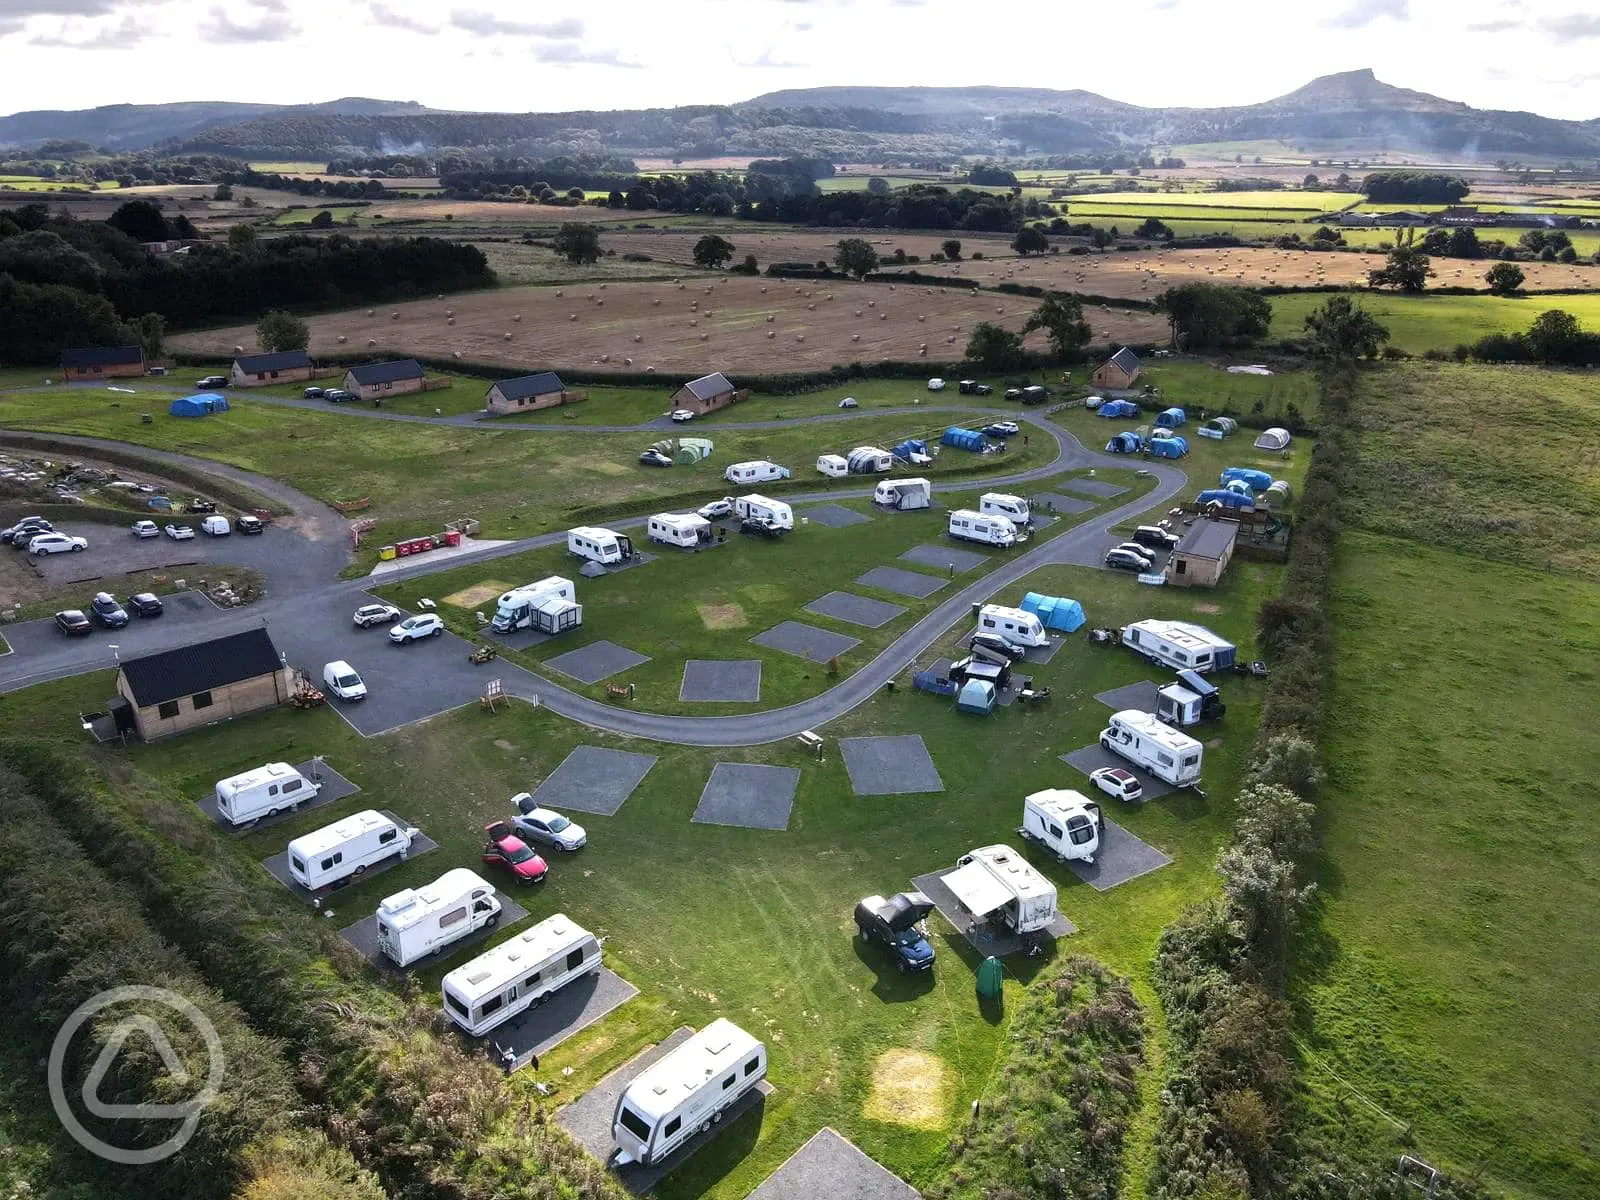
left=611, top=1019, right=768, bottom=1167
left=376, top=868, right=501, bottom=967
left=846, top=446, right=893, bottom=474
left=287, top=809, right=419, bottom=891
left=491, top=576, right=578, bottom=634
left=732, top=494, right=794, bottom=530
left=979, top=492, right=1031, bottom=526
left=975, top=603, right=1048, bottom=648
left=441, top=913, right=602, bottom=1037
left=214, top=762, right=320, bottom=826
left=1119, top=619, right=1237, bottom=673
left=940, top=843, right=1058, bottom=935
left=816, top=454, right=849, bottom=478
left=567, top=526, right=633, bottom=565
left=948, top=509, right=1018, bottom=547
left=647, top=512, right=712, bottom=548
left=873, top=477, right=931, bottom=510
left=724, top=460, right=790, bottom=485
left=1019, top=789, right=1102, bottom=864
left=1099, top=710, right=1204, bottom=786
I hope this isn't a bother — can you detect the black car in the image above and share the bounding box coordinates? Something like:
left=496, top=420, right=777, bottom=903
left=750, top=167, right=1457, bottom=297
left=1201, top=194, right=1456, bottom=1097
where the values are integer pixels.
left=126, top=592, right=164, bottom=617
left=89, top=592, right=129, bottom=628
left=1131, top=525, right=1180, bottom=550
left=324, top=389, right=356, bottom=403
left=739, top=517, right=783, bottom=539
left=303, top=386, right=325, bottom=399
left=968, top=631, right=1026, bottom=661
left=854, top=892, right=936, bottom=973
left=2, top=517, right=51, bottom=544
left=54, top=609, right=92, bottom=637
left=12, top=527, right=54, bottom=550
left=236, top=514, right=264, bottom=535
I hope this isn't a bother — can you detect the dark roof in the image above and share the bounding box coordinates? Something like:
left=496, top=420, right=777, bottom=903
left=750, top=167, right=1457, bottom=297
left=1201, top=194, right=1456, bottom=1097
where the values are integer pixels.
left=682, top=372, right=734, bottom=401
left=234, top=349, right=312, bottom=374
left=60, top=346, right=143, bottom=368
left=493, top=371, right=565, bottom=400
left=346, top=359, right=423, bottom=386
left=1103, top=347, right=1141, bottom=376
left=119, top=628, right=283, bottom=708
left=1175, top=518, right=1238, bottom=561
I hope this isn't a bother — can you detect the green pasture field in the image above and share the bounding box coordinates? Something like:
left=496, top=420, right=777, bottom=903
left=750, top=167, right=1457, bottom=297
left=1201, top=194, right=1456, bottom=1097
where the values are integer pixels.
left=248, top=160, right=329, bottom=173
left=1269, top=290, right=1600, bottom=355
left=1068, top=204, right=1335, bottom=223
left=1073, top=190, right=1364, bottom=211
left=1054, top=358, right=1320, bottom=437
left=471, top=240, right=684, bottom=287
left=269, top=203, right=369, bottom=226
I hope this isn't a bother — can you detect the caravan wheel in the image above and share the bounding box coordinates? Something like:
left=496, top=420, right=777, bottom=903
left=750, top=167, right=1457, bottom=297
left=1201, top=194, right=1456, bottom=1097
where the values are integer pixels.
left=699, top=1120, right=712, bottom=1135
left=712, top=1108, right=723, bottom=1124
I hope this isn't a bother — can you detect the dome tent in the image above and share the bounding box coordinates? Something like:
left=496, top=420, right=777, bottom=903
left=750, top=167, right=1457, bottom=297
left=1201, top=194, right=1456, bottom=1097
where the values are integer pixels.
left=1020, top=591, right=1084, bottom=633
left=1198, top=416, right=1237, bottom=440
left=1220, top=467, right=1273, bottom=492
left=169, top=392, right=229, bottom=417
left=957, top=678, right=997, bottom=715
left=1150, top=436, right=1188, bottom=459
left=1104, top=432, right=1143, bottom=454
left=1155, top=406, right=1186, bottom=428
left=1254, top=426, right=1292, bottom=451
left=1097, top=398, right=1139, bottom=419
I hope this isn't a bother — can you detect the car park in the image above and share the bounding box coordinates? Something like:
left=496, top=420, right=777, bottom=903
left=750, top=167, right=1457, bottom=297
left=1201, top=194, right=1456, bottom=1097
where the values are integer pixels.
left=322, top=660, right=368, bottom=701
left=354, top=602, right=401, bottom=628
left=1089, top=766, right=1144, bottom=803
left=195, top=375, right=227, bottom=388
left=53, top=609, right=92, bottom=637
left=969, top=631, right=1027, bottom=661
left=853, top=892, right=936, bottom=972
left=163, top=523, right=195, bottom=541
left=235, top=514, right=264, bottom=535
left=127, top=592, right=164, bottom=617
left=838, top=396, right=858, bottom=408
left=983, top=421, right=1020, bottom=438
left=303, top=386, right=324, bottom=399
left=510, top=795, right=588, bottom=851
left=389, top=613, right=443, bottom=643
left=29, top=532, right=88, bottom=555
left=89, top=592, right=129, bottom=628
left=638, top=449, right=674, bottom=468
left=697, top=498, right=733, bottom=521
left=481, top=821, right=548, bottom=884
left=1132, top=525, right=1180, bottom=550
left=130, top=519, right=159, bottom=538
left=1105, top=547, right=1152, bottom=572
left=669, top=409, right=696, bottom=423
left=2, top=517, right=51, bottom=543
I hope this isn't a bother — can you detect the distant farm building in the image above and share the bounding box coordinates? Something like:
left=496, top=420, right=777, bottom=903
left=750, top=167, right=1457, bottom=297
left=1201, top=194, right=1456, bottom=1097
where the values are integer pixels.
left=1166, top=518, right=1238, bottom=588
left=344, top=359, right=425, bottom=402
left=116, top=628, right=291, bottom=740
left=1091, top=347, right=1143, bottom=390
left=231, top=349, right=314, bottom=387
left=60, top=346, right=145, bottom=380
left=485, top=371, right=582, bottom=415
left=670, top=371, right=747, bottom=416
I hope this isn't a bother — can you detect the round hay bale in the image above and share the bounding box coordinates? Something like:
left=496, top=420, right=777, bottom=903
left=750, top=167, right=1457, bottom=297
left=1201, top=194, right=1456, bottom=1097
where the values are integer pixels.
left=654, top=298, right=661, bottom=306
left=446, top=309, right=454, bottom=317
left=855, top=309, right=863, bottom=317
left=647, top=365, right=656, bottom=372
left=699, top=332, right=708, bottom=341
left=705, top=286, right=713, bottom=293
left=918, top=314, right=926, bottom=322
left=946, top=335, right=956, bottom=344
left=852, top=334, right=861, bottom=342
left=596, top=299, right=604, bottom=307
left=367, top=309, right=375, bottom=317
left=514, top=313, right=522, bottom=322
left=633, top=333, right=642, bottom=342
left=889, top=284, right=896, bottom=291
left=555, top=290, right=563, bottom=297
left=447, top=317, right=456, bottom=325
left=601, top=353, right=609, bottom=362
left=367, top=338, right=377, bottom=347
left=570, top=313, right=577, bottom=321
left=233, top=344, right=243, bottom=354
left=599, top=282, right=607, bottom=289
left=391, top=311, right=399, bottom=320
left=625, top=357, right=633, bottom=366
left=919, top=347, right=927, bottom=356
left=766, top=314, right=775, bottom=322
left=437, top=293, right=444, bottom=301
left=761, top=286, right=768, bottom=293
left=678, top=283, right=685, bottom=289
left=453, top=350, right=462, bottom=358
left=337, top=335, right=348, bottom=344
left=504, top=332, right=513, bottom=341
left=796, top=334, right=805, bottom=342
left=794, top=287, right=803, bottom=294
left=767, top=330, right=775, bottom=339
left=807, top=303, right=815, bottom=310
left=919, top=342, right=927, bottom=350
left=690, top=319, right=698, bottom=327
left=880, top=313, right=887, bottom=320
left=868, top=300, right=876, bottom=308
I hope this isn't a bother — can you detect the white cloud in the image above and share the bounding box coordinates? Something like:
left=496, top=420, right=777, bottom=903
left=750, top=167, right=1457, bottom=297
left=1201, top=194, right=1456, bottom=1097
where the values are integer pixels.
left=1541, top=12, right=1600, bottom=36
left=534, top=41, right=639, bottom=66
left=202, top=3, right=296, bottom=42
left=449, top=10, right=582, bottom=37
left=1326, top=0, right=1409, bottom=29
left=369, top=2, right=435, bottom=33
left=30, top=10, right=147, bottom=45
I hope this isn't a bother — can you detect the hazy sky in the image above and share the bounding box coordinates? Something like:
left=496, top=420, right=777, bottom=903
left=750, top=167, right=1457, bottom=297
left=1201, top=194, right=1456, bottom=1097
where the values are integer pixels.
left=1, top=0, right=1597, bottom=120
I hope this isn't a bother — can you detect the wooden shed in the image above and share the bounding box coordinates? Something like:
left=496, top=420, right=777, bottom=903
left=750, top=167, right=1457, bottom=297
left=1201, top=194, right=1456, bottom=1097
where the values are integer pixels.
left=1166, top=518, right=1238, bottom=588
left=60, top=346, right=145, bottom=380
left=115, top=628, right=292, bottom=740
left=344, top=359, right=425, bottom=402
left=232, top=349, right=315, bottom=387
left=670, top=371, right=747, bottom=416
left=1091, top=347, right=1143, bottom=390
left=485, top=371, right=581, bottom=415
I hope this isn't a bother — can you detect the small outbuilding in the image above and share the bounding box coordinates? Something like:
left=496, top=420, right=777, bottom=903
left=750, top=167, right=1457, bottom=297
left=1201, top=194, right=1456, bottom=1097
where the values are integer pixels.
left=671, top=371, right=747, bottom=416
left=169, top=392, right=230, bottom=417
left=1091, top=347, right=1143, bottom=390
left=1166, top=518, right=1238, bottom=588
left=116, top=627, right=291, bottom=740
left=1254, top=426, right=1292, bottom=451
left=231, top=349, right=313, bottom=387
left=344, top=359, right=425, bottom=402
left=60, top=346, right=145, bottom=380
left=485, top=371, right=580, bottom=415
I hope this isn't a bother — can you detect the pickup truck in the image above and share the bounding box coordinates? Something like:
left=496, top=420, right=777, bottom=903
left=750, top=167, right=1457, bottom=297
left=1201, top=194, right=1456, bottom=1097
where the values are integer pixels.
left=853, top=892, right=936, bottom=972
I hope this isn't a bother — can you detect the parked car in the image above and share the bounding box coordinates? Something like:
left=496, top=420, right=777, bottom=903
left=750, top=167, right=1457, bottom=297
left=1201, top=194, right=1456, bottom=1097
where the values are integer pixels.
left=322, top=660, right=367, bottom=701
left=969, top=631, right=1027, bottom=661
left=163, top=523, right=195, bottom=541
left=126, top=592, right=164, bottom=617
left=638, top=449, right=674, bottom=468
left=89, top=592, right=129, bottom=628
left=1104, top=547, right=1151, bottom=572
left=389, top=613, right=443, bottom=643
left=669, top=409, right=696, bottom=423
left=481, top=821, right=548, bottom=884
left=303, top=386, right=324, bottom=399
left=187, top=499, right=217, bottom=514
left=739, top=517, right=783, bottom=539
left=13, top=527, right=56, bottom=551
left=2, top=517, right=51, bottom=543
left=130, top=519, right=159, bottom=539
left=236, top=514, right=264, bottom=535
left=1089, top=766, right=1144, bottom=804
left=927, top=378, right=946, bottom=392
left=1113, top=542, right=1157, bottom=562
left=354, top=602, right=401, bottom=628
left=1132, top=525, right=1180, bottom=550
left=195, top=375, right=227, bottom=388
left=324, top=389, right=356, bottom=403
left=854, top=892, right=936, bottom=973
left=983, top=421, right=1020, bottom=438
left=54, top=609, right=92, bottom=636
left=29, top=532, right=88, bottom=555
left=697, top=498, right=734, bottom=521
left=511, top=796, right=588, bottom=851
left=838, top=396, right=858, bottom=409
left=1003, top=388, right=1023, bottom=401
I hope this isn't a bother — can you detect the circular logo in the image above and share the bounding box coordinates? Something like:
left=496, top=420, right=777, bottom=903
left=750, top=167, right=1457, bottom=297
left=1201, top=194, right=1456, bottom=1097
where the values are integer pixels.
left=48, top=985, right=226, bottom=1164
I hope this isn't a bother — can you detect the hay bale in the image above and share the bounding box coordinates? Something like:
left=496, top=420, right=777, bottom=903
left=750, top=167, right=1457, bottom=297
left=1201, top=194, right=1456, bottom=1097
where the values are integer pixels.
left=596, top=299, right=604, bottom=307
left=504, top=332, right=513, bottom=341
left=367, top=309, right=375, bottom=317
left=555, top=289, right=563, bottom=297
left=233, top=344, right=243, bottom=354
left=368, top=338, right=377, bottom=347
left=446, top=309, right=454, bottom=317
left=796, top=333, right=805, bottom=342
left=653, top=298, right=661, bottom=306
left=855, top=309, right=863, bottom=317
left=453, top=350, right=462, bottom=358
left=699, top=332, right=708, bottom=341
left=337, top=335, right=348, bottom=344
left=880, top=313, right=887, bottom=320
left=514, top=313, right=522, bottom=322
left=447, top=317, right=456, bottom=325
left=868, top=299, right=876, bottom=308
left=918, top=314, right=926, bottom=322
left=570, top=313, right=577, bottom=321
left=633, top=333, right=642, bottom=342
left=766, top=314, right=775, bottom=322
left=391, top=311, right=399, bottom=320
left=677, top=283, right=685, bottom=289
left=437, top=294, right=444, bottom=301
left=625, top=357, right=633, bottom=366
left=599, top=282, right=606, bottom=289
left=852, top=334, right=861, bottom=342
left=600, top=353, right=609, bottom=362
left=689, top=319, right=698, bottom=327
left=807, top=303, right=815, bottom=310
left=767, top=330, right=775, bottom=339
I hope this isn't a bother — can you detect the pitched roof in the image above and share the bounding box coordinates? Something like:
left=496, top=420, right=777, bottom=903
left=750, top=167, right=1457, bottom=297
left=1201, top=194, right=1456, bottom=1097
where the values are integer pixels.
left=493, top=371, right=565, bottom=400
left=1104, top=347, right=1141, bottom=376
left=234, top=349, right=312, bottom=374
left=347, top=359, right=423, bottom=386
left=119, top=628, right=283, bottom=708
left=1175, top=518, right=1238, bottom=561
left=682, top=372, right=734, bottom=401
left=60, top=346, right=143, bottom=368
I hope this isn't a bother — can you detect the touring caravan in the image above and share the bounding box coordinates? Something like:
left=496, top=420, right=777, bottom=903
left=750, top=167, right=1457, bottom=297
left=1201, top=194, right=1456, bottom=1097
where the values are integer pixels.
left=948, top=509, right=1017, bottom=547
left=847, top=446, right=893, bottom=474
left=491, top=576, right=578, bottom=634
left=214, top=762, right=321, bottom=826
left=1120, top=619, right=1236, bottom=673
left=940, top=844, right=1058, bottom=935
left=567, top=526, right=634, bottom=565
left=1100, top=710, right=1203, bottom=786
left=287, top=809, right=418, bottom=891
left=611, top=1020, right=768, bottom=1167
left=724, top=460, right=789, bottom=485
left=647, top=512, right=712, bottom=548
left=816, top=454, right=849, bottom=478
left=975, top=603, right=1048, bottom=648
left=1019, top=789, right=1102, bottom=864
left=873, top=478, right=931, bottom=510
left=1156, top=669, right=1226, bottom=726
left=979, top=492, right=1031, bottom=526
left=441, top=913, right=601, bottom=1037
left=732, top=494, right=793, bottom=530
left=376, top=868, right=501, bottom=967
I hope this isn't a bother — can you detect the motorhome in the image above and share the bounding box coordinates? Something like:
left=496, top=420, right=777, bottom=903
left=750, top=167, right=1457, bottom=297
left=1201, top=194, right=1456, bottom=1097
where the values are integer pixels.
left=647, top=512, right=712, bottom=548
left=816, top=454, right=849, bottom=478
left=846, top=446, right=893, bottom=474
left=1120, top=619, right=1236, bottom=673
left=1100, top=710, right=1204, bottom=786
left=376, top=868, right=501, bottom=967
left=732, top=494, right=793, bottom=531
left=440, top=913, right=601, bottom=1037
left=873, top=478, right=931, bottom=510
left=979, top=492, right=1031, bottom=526
left=491, top=576, right=579, bottom=634
left=974, top=603, right=1048, bottom=648
left=1019, top=789, right=1102, bottom=864
left=948, top=509, right=1018, bottom=547
left=724, top=460, right=789, bottom=485
left=214, top=762, right=320, bottom=826
left=287, top=809, right=418, bottom=891
left=940, top=844, right=1058, bottom=934
left=1155, top=669, right=1225, bottom=726
left=611, top=1019, right=768, bottom=1167
left=567, top=526, right=633, bottom=565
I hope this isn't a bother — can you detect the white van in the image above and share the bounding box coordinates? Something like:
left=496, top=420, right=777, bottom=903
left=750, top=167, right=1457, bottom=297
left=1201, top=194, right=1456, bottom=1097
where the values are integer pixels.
left=873, top=478, right=931, bottom=510
left=948, top=509, right=1017, bottom=547
left=724, top=460, right=790, bottom=485
left=377, top=868, right=501, bottom=967
left=200, top=514, right=231, bottom=536
left=567, top=526, right=633, bottom=565
left=287, top=809, right=418, bottom=891
left=1019, top=789, right=1101, bottom=864
left=816, top=454, right=849, bottom=478
left=1099, top=710, right=1203, bottom=786
left=975, top=603, right=1048, bottom=648
left=441, top=913, right=601, bottom=1037
left=647, top=512, right=711, bottom=548
left=733, top=494, right=793, bottom=530
left=979, top=492, right=1030, bottom=526
left=214, top=762, right=321, bottom=826
left=611, top=1019, right=768, bottom=1167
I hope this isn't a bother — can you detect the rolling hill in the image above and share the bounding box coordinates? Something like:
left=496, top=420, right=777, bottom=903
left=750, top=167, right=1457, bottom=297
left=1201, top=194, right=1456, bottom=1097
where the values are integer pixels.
left=0, top=97, right=430, bottom=151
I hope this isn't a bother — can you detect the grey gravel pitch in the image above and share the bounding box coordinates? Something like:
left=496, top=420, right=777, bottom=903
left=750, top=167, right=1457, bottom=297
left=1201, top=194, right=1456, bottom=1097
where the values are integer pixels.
left=804, top=591, right=906, bottom=629
left=1033, top=491, right=1095, bottom=515
left=840, top=735, right=944, bottom=796
left=679, top=659, right=763, bottom=703
left=692, top=763, right=801, bottom=830
left=1060, top=477, right=1128, bottom=498
left=912, top=868, right=1076, bottom=956
left=746, top=1128, right=921, bottom=1200
left=528, top=745, right=658, bottom=816
left=338, top=893, right=528, bottom=968
left=1060, top=745, right=1178, bottom=801
left=899, top=543, right=988, bottom=573
left=1065, top=819, right=1172, bottom=892
left=487, top=967, right=639, bottom=1071
left=854, top=565, right=946, bottom=599
left=803, top=503, right=870, bottom=528
left=751, top=621, right=861, bottom=663
left=197, top=759, right=359, bottom=834
left=1095, top=681, right=1163, bottom=712
left=1022, top=637, right=1065, bottom=665
left=261, top=810, right=439, bottom=902
left=546, top=639, right=652, bottom=685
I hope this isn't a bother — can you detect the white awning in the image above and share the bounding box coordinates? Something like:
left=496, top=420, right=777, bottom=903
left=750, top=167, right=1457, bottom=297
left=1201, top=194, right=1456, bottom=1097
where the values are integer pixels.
left=941, top=861, right=1011, bottom=918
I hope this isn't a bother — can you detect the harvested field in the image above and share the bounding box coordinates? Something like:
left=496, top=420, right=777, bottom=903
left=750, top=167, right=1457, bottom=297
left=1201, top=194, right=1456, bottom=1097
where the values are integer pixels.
left=366, top=198, right=641, bottom=223
left=598, top=228, right=1014, bottom=267
left=168, top=276, right=1168, bottom=374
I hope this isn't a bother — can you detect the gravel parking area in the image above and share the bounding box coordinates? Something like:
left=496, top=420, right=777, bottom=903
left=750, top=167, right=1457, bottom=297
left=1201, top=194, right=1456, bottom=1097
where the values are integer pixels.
left=746, top=1128, right=920, bottom=1200
left=526, top=745, right=658, bottom=816
left=804, top=591, right=906, bottom=629
left=899, top=543, right=988, bottom=573
left=691, top=763, right=800, bottom=830
left=840, top=735, right=944, bottom=796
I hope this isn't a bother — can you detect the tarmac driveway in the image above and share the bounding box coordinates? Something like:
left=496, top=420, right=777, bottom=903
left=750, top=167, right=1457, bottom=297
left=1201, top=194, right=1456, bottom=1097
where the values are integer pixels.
left=23, top=521, right=346, bottom=593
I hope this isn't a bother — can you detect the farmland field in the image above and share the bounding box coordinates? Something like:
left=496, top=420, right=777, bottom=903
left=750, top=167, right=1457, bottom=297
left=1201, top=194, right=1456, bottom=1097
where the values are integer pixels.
left=1069, top=189, right=1364, bottom=211
left=1269, top=290, right=1600, bottom=354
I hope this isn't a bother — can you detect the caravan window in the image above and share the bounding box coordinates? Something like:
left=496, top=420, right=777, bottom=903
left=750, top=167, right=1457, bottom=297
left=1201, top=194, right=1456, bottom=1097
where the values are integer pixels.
left=445, top=993, right=469, bottom=1018
left=479, top=995, right=503, bottom=1018
left=663, top=1117, right=681, bottom=1138
left=1182, top=754, right=1199, bottom=767
left=1195, top=652, right=1211, bottom=666
left=440, top=906, right=467, bottom=928
left=282, top=779, right=302, bottom=795
left=290, top=855, right=305, bottom=873
left=523, top=971, right=543, bottom=989
left=1157, top=752, right=1174, bottom=767
left=1069, top=817, right=1095, bottom=845
left=744, top=1056, right=761, bottom=1076
left=379, top=828, right=397, bottom=844
left=722, top=1073, right=736, bottom=1090
left=566, top=947, right=586, bottom=971
left=320, top=853, right=342, bottom=870
left=1048, top=822, right=1064, bottom=839
left=981, top=616, right=996, bottom=630
left=619, top=1108, right=651, bottom=1141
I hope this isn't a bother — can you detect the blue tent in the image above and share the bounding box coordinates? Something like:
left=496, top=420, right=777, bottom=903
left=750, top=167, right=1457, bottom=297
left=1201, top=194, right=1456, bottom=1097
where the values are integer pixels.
left=1021, top=591, right=1085, bottom=632
left=1220, top=467, right=1273, bottom=491
left=956, top=678, right=997, bottom=715
left=893, top=438, right=929, bottom=461
left=170, top=392, right=229, bottom=417
left=1150, top=436, right=1188, bottom=459
left=1224, top=478, right=1253, bottom=496
left=1104, top=431, right=1143, bottom=454
left=1098, top=399, right=1138, bottom=418
left=1196, top=488, right=1256, bottom=511
left=941, top=426, right=986, bottom=452
left=1155, top=406, right=1186, bottom=428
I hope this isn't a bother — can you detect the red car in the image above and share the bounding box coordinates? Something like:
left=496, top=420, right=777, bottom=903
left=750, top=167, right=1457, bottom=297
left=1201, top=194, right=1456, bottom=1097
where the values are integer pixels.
left=481, top=821, right=548, bottom=884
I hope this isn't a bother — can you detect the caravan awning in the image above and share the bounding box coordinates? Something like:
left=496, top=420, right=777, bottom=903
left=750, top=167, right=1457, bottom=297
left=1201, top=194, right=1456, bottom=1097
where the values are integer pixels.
left=941, top=861, right=1011, bottom=917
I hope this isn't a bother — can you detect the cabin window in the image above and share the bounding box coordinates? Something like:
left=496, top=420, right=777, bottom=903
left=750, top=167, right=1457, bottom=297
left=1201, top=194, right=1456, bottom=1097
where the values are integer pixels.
left=479, top=995, right=503, bottom=1018
left=282, top=779, right=302, bottom=795
left=1157, top=752, right=1174, bottom=767
left=1048, top=822, right=1063, bottom=839
left=722, top=1074, right=736, bottom=1090
left=619, top=1107, right=651, bottom=1141
left=523, top=971, right=542, bottom=989
left=379, top=828, right=397, bottom=844
left=320, top=853, right=342, bottom=870
left=290, top=856, right=305, bottom=873
left=1182, top=754, right=1199, bottom=767
left=191, top=690, right=213, bottom=709
left=440, top=906, right=467, bottom=928
left=566, top=947, right=586, bottom=971
left=445, top=993, right=469, bottom=1018
left=744, top=1056, right=760, bottom=1076
left=157, top=700, right=180, bottom=719
left=663, top=1117, right=682, bottom=1138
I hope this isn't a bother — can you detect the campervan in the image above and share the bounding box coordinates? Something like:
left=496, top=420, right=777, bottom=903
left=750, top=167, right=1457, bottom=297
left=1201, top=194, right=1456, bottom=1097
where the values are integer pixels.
left=941, top=844, right=1058, bottom=934
left=1019, top=789, right=1102, bottom=864
left=975, top=603, right=1048, bottom=648
left=816, top=454, right=849, bottom=478
left=873, top=478, right=931, bottom=511
left=287, top=809, right=418, bottom=891
left=647, top=513, right=712, bottom=548
left=724, top=460, right=789, bottom=485
left=377, top=868, right=501, bottom=967
left=1155, top=669, right=1225, bottom=726
left=1120, top=619, right=1236, bottom=673
left=611, top=1020, right=768, bottom=1167
left=1100, top=710, right=1203, bottom=786
left=948, top=509, right=1017, bottom=547
left=441, top=913, right=601, bottom=1037
left=567, top=526, right=633, bottom=565
left=214, top=762, right=321, bottom=826
left=847, top=446, right=893, bottom=474
left=491, top=577, right=578, bottom=634
left=732, top=494, right=793, bottom=530
left=979, top=492, right=1031, bottom=526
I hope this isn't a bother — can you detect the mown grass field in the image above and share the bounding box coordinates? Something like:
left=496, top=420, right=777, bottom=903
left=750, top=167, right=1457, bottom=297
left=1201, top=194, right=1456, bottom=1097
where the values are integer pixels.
left=1270, top=290, right=1600, bottom=354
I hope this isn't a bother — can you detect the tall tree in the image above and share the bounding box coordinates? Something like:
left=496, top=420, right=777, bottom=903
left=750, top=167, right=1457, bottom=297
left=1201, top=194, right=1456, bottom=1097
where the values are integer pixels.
left=1022, top=293, right=1092, bottom=360
left=941, top=238, right=962, bottom=261
left=106, top=198, right=169, bottom=243
left=552, top=221, right=602, bottom=264
left=692, top=234, right=736, bottom=269
left=131, top=311, right=165, bottom=360
left=1367, top=246, right=1433, bottom=292
left=228, top=223, right=258, bottom=250
left=1483, top=261, right=1525, bottom=296
left=866, top=176, right=890, bottom=195
left=1012, top=226, right=1048, bottom=256
left=1302, top=294, right=1390, bottom=361
left=965, top=322, right=1022, bottom=370
left=833, top=237, right=879, bottom=277
left=1525, top=308, right=1583, bottom=362
left=256, top=310, right=310, bottom=353
left=1154, top=283, right=1272, bottom=351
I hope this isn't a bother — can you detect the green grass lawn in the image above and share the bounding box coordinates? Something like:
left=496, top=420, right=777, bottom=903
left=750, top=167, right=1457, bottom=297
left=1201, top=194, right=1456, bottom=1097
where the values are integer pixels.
left=1270, top=289, right=1600, bottom=353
